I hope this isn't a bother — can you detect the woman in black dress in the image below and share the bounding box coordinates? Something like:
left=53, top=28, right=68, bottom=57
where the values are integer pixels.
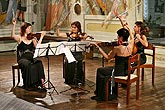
left=56, top=21, right=89, bottom=85
left=11, top=19, right=46, bottom=90
left=133, top=21, right=148, bottom=65
left=91, top=25, right=134, bottom=101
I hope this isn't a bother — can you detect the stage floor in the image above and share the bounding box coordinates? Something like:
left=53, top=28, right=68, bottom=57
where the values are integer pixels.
left=0, top=51, right=164, bottom=110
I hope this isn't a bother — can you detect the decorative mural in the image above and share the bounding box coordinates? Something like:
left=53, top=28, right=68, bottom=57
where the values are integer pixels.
left=45, top=0, right=71, bottom=30
left=0, top=0, right=16, bottom=25
left=0, top=0, right=128, bottom=30
left=84, top=0, right=127, bottom=16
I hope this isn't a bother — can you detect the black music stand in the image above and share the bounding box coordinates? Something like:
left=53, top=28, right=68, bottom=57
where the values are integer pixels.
left=59, top=42, right=90, bottom=95
left=35, top=44, right=59, bottom=95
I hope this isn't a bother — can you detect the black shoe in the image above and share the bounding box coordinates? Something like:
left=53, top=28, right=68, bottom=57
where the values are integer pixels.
left=38, top=86, right=47, bottom=92
left=91, top=96, right=102, bottom=101
left=91, top=96, right=98, bottom=100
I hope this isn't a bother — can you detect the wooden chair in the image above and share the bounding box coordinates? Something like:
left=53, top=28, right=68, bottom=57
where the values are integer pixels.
left=140, top=43, right=155, bottom=85
left=105, top=54, right=140, bottom=104
left=12, top=46, right=21, bottom=87
left=12, top=63, right=20, bottom=87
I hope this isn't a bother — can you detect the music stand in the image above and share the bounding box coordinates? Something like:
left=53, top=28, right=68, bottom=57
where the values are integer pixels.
left=59, top=41, right=90, bottom=94
left=34, top=43, right=59, bottom=95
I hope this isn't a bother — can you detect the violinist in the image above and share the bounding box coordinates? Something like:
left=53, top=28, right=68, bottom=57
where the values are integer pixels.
left=91, top=26, right=134, bottom=101
left=11, top=19, right=47, bottom=91
left=56, top=21, right=88, bottom=85
left=56, top=21, right=88, bottom=41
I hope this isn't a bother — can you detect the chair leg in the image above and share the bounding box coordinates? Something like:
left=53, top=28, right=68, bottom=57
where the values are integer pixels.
left=152, top=67, right=155, bottom=86
left=12, top=66, right=15, bottom=87
left=136, top=80, right=139, bottom=100
left=126, top=84, right=130, bottom=104
left=141, top=68, right=144, bottom=81
left=117, top=83, right=119, bottom=97
left=17, top=69, right=20, bottom=86
left=83, top=61, right=85, bottom=83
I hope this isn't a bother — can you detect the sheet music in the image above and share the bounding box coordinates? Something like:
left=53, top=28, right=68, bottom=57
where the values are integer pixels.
left=47, top=42, right=64, bottom=55
left=62, top=47, right=76, bottom=63
left=33, top=43, right=50, bottom=58
left=60, top=41, right=90, bottom=53
left=33, top=41, right=90, bottom=63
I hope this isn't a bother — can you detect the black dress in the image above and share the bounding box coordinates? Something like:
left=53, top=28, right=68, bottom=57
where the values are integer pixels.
left=95, top=56, right=129, bottom=101
left=17, top=41, right=45, bottom=89
left=64, top=33, right=85, bottom=85
left=136, top=41, right=146, bottom=65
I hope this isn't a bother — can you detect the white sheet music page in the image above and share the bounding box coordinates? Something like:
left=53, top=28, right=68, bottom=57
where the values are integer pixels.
left=48, top=42, right=64, bottom=55
left=33, top=43, right=49, bottom=58
left=62, top=46, right=76, bottom=63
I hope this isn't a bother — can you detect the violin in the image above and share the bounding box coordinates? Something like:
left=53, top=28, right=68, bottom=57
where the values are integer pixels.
left=27, top=33, right=41, bottom=40
left=70, top=32, right=94, bottom=40
left=27, top=31, right=54, bottom=40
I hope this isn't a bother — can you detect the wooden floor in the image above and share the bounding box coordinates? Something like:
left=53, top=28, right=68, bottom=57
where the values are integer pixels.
left=0, top=51, right=165, bottom=110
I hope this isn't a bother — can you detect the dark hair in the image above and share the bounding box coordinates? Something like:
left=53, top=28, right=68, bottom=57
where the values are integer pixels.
left=71, top=21, right=82, bottom=34
left=135, top=21, right=146, bottom=35
left=20, top=22, right=32, bottom=36
left=117, top=28, right=129, bottom=41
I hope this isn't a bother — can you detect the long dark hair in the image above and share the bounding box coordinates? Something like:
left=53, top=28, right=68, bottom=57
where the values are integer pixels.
left=71, top=21, right=82, bottom=34
left=20, top=22, right=32, bottom=36
left=135, top=21, right=146, bottom=35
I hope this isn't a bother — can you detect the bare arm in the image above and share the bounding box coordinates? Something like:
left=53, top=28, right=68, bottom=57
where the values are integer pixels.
left=136, top=34, right=148, bottom=47
left=117, top=15, right=125, bottom=28
left=56, top=26, right=67, bottom=37
left=80, top=33, right=88, bottom=41
left=32, top=31, right=46, bottom=47
left=11, top=19, right=21, bottom=43
left=126, top=25, right=134, bottom=52
left=116, top=15, right=134, bottom=53
left=94, top=43, right=115, bottom=60
left=38, top=31, right=46, bottom=44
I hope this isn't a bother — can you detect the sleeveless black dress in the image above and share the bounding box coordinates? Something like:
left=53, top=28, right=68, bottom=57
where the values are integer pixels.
left=17, top=41, right=45, bottom=89
left=95, top=56, right=129, bottom=101
left=64, top=33, right=84, bottom=85
left=136, top=41, right=146, bottom=64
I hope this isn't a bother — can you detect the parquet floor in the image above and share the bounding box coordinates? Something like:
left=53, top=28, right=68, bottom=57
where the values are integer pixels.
left=0, top=51, right=164, bottom=110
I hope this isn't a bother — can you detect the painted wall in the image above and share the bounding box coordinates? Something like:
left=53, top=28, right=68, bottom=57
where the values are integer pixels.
left=0, top=0, right=143, bottom=52
left=71, top=0, right=143, bottom=41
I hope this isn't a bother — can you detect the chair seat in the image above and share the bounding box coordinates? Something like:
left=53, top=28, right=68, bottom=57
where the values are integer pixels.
left=13, top=63, right=19, bottom=66
left=115, top=74, right=138, bottom=80
left=105, top=54, right=140, bottom=104
left=140, top=64, right=153, bottom=68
